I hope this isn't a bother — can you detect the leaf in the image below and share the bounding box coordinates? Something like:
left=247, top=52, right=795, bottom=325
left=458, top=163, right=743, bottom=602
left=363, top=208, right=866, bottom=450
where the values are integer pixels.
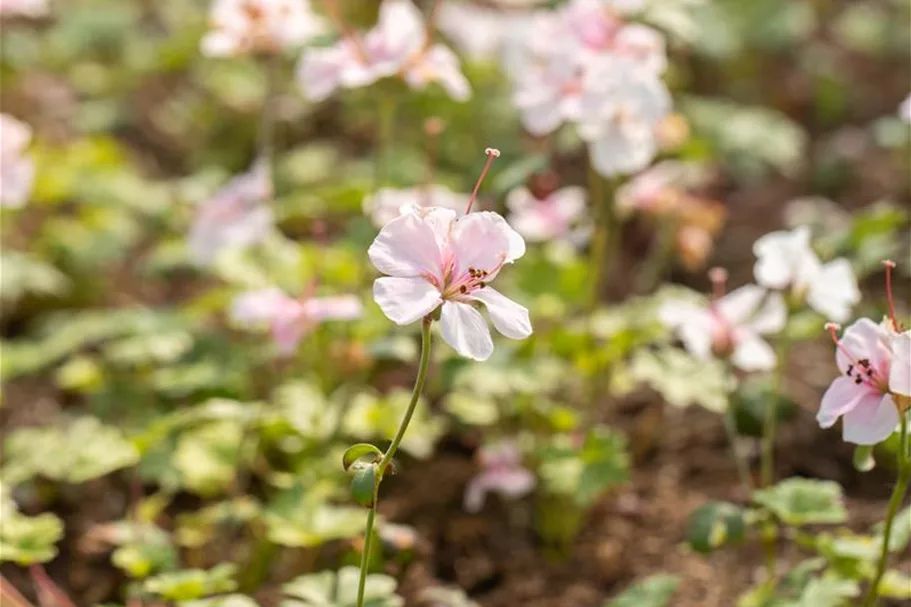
left=687, top=502, right=748, bottom=554
left=181, top=596, right=260, bottom=607
left=0, top=251, right=69, bottom=305
left=0, top=488, right=64, bottom=565
left=351, top=464, right=377, bottom=508
left=622, top=346, right=734, bottom=413
left=878, top=570, right=911, bottom=599
left=753, top=478, right=847, bottom=526
left=281, top=567, right=403, bottom=607
left=342, top=444, right=383, bottom=472
left=537, top=426, right=629, bottom=507
left=342, top=390, right=446, bottom=459
left=604, top=574, right=679, bottom=607
left=793, top=578, right=858, bottom=606
left=143, top=564, right=237, bottom=601
left=172, top=421, right=244, bottom=497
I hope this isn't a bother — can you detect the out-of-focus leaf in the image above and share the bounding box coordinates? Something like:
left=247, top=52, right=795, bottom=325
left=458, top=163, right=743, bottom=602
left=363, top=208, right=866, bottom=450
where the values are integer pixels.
left=687, top=501, right=748, bottom=554
left=0, top=485, right=64, bottom=565
left=604, top=574, right=680, bottom=607
left=172, top=420, right=244, bottom=497
left=538, top=426, right=629, bottom=507
left=281, top=567, right=402, bottom=607
left=343, top=390, right=446, bottom=459
left=0, top=251, right=70, bottom=305
left=144, top=564, right=237, bottom=601
left=753, top=478, right=847, bottom=526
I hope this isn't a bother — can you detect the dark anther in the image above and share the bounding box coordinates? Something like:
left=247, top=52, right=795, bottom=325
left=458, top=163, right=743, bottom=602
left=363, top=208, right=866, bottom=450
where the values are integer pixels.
left=859, top=358, right=871, bottom=368
left=854, top=376, right=864, bottom=385
left=846, top=364, right=854, bottom=377
left=459, top=285, right=467, bottom=294
left=479, top=282, right=486, bottom=288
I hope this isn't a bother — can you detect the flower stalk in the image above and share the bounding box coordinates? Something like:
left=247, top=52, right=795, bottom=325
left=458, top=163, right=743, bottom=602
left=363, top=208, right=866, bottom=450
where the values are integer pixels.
left=586, top=165, right=618, bottom=311
left=862, top=412, right=910, bottom=607
left=356, top=316, right=433, bottom=607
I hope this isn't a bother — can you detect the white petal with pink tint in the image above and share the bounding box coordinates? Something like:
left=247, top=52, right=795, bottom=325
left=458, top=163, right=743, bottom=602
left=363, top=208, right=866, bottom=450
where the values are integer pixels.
left=730, top=334, right=776, bottom=372
left=807, top=258, right=860, bottom=323
left=368, top=212, right=445, bottom=278
left=817, top=377, right=881, bottom=429
left=373, top=277, right=442, bottom=325
left=472, top=287, right=532, bottom=340
left=842, top=394, right=899, bottom=445
left=450, top=212, right=513, bottom=273
left=890, top=331, right=911, bottom=398
left=835, top=318, right=892, bottom=377
left=304, top=295, right=363, bottom=322
left=440, top=301, right=494, bottom=361
left=231, top=288, right=292, bottom=325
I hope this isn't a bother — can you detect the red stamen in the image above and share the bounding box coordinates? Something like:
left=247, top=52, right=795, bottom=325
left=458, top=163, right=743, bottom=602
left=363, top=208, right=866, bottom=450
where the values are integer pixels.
left=708, top=267, right=728, bottom=302
left=316, top=0, right=370, bottom=63
left=464, top=148, right=500, bottom=214
left=825, top=322, right=884, bottom=389
left=883, top=260, right=898, bottom=331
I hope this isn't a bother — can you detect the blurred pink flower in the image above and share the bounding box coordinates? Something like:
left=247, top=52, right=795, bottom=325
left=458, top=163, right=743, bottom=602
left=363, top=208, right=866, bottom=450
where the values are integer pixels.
left=0, top=113, right=36, bottom=209
left=189, top=159, right=274, bottom=265
left=891, top=331, right=910, bottom=401
left=297, top=0, right=470, bottom=102
left=506, top=185, right=590, bottom=245
left=660, top=281, right=786, bottom=372
left=753, top=226, right=859, bottom=322
left=369, top=206, right=531, bottom=361
left=231, top=287, right=362, bottom=355
left=900, top=93, right=911, bottom=123
left=616, top=161, right=703, bottom=216
left=201, top=0, right=325, bottom=57
left=436, top=2, right=533, bottom=62
left=818, top=320, right=901, bottom=445
left=0, top=0, right=46, bottom=17
left=464, top=440, right=535, bottom=513
left=363, top=185, right=468, bottom=228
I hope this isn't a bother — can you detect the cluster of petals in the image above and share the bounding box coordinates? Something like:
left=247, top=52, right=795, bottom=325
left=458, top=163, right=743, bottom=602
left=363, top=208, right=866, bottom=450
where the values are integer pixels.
left=507, top=0, right=670, bottom=176
left=0, top=113, right=36, bottom=209
left=436, top=1, right=534, bottom=62
left=818, top=319, right=910, bottom=445
left=188, top=159, right=274, bottom=266
left=201, top=0, right=325, bottom=57
left=464, top=440, right=536, bottom=513
left=297, top=0, right=470, bottom=103
left=660, top=284, right=786, bottom=372
left=505, top=185, right=590, bottom=246
left=231, top=287, right=362, bottom=355
left=753, top=226, right=860, bottom=323
left=617, top=161, right=726, bottom=269
left=363, top=185, right=468, bottom=228
left=368, top=205, right=532, bottom=361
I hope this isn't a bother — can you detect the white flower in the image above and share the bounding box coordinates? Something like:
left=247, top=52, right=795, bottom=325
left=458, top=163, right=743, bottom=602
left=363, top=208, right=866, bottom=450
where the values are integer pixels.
left=368, top=207, right=531, bottom=361
left=0, top=113, right=36, bottom=209
left=201, top=0, right=325, bottom=57
left=297, top=0, right=471, bottom=102
left=231, top=287, right=362, bottom=355
left=578, top=56, right=671, bottom=177
left=506, top=186, right=589, bottom=245
left=890, top=330, right=910, bottom=400
left=464, top=440, right=536, bottom=512
left=0, top=0, right=47, bottom=17
left=363, top=185, right=468, bottom=228
left=437, top=2, right=534, bottom=62
left=189, top=159, right=274, bottom=265
left=900, top=93, right=911, bottom=124
left=660, top=284, right=787, bottom=372
left=752, top=226, right=860, bottom=322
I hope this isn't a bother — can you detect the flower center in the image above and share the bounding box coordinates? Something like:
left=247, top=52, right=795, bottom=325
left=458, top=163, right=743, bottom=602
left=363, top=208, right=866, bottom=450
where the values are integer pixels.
left=826, top=323, right=888, bottom=392
left=440, top=264, right=494, bottom=301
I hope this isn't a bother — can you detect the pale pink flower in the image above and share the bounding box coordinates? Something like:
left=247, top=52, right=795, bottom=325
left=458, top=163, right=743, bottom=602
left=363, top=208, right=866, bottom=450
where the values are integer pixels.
left=231, top=287, right=362, bottom=355
left=615, top=161, right=704, bottom=216
left=0, top=0, right=46, bottom=17
left=436, top=2, right=534, bottom=62
left=899, top=93, right=911, bottom=124
left=659, top=278, right=786, bottom=372
left=297, top=0, right=470, bottom=102
left=818, top=319, right=901, bottom=445
left=201, top=0, right=325, bottom=57
left=753, top=226, right=860, bottom=323
left=578, top=55, right=671, bottom=177
left=369, top=206, right=531, bottom=361
left=0, top=114, right=36, bottom=209
left=363, top=185, right=468, bottom=228
left=189, top=160, right=274, bottom=265
left=505, top=186, right=590, bottom=245
left=892, top=331, right=911, bottom=400
left=464, top=440, right=536, bottom=512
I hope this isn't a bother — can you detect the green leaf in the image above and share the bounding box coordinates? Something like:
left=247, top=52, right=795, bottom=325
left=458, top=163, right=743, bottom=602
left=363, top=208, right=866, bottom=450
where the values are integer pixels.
left=793, top=578, right=858, bottom=606
left=281, top=567, right=402, bottom=607
left=873, top=505, right=911, bottom=553
left=878, top=570, right=911, bottom=599
left=605, top=574, right=680, bottom=607
left=0, top=487, right=64, bottom=565
left=143, top=564, right=237, bottom=601
left=342, top=444, right=383, bottom=472
left=351, top=464, right=377, bottom=508
left=753, top=478, right=847, bottom=526
left=180, top=596, right=259, bottom=607
left=687, top=501, right=747, bottom=554
left=620, top=347, right=734, bottom=413
left=172, top=420, right=244, bottom=497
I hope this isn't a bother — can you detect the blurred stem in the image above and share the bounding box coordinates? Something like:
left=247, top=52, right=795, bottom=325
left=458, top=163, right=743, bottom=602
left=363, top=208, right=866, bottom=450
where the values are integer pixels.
left=863, top=413, right=910, bottom=607
left=356, top=317, right=433, bottom=607
left=722, top=400, right=754, bottom=497
left=761, top=331, right=789, bottom=587
left=0, top=574, right=34, bottom=607
left=258, top=52, right=280, bottom=175
left=586, top=166, right=619, bottom=312
left=374, top=95, right=397, bottom=191
left=634, top=219, right=678, bottom=294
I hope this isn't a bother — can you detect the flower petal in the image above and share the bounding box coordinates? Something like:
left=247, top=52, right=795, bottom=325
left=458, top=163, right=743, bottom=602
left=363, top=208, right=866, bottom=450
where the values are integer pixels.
left=836, top=318, right=892, bottom=377
left=439, top=301, right=494, bottom=361
left=491, top=468, right=536, bottom=499
left=842, top=394, right=900, bottom=445
left=304, top=295, right=363, bottom=322
left=730, top=333, right=776, bottom=371
left=890, top=331, right=911, bottom=398
left=748, top=292, right=787, bottom=335
left=450, top=212, right=513, bottom=273
left=806, top=258, right=860, bottom=323
left=817, top=376, right=881, bottom=428
left=717, top=284, right=765, bottom=326
left=231, top=288, right=294, bottom=325
left=373, top=276, right=441, bottom=325
left=471, top=287, right=532, bottom=340
left=368, top=210, right=447, bottom=278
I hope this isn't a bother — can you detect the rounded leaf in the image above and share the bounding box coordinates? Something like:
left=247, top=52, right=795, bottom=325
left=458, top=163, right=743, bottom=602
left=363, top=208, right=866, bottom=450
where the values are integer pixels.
left=687, top=501, right=747, bottom=554
left=342, top=443, right=382, bottom=472
left=351, top=464, right=377, bottom=508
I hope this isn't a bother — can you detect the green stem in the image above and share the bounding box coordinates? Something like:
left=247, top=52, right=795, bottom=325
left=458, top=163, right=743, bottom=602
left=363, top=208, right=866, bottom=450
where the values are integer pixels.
left=862, top=413, right=910, bottom=607
left=634, top=218, right=678, bottom=294
left=586, top=163, right=607, bottom=312
left=723, top=403, right=754, bottom=496
left=356, top=317, right=433, bottom=607
left=761, top=332, right=790, bottom=587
